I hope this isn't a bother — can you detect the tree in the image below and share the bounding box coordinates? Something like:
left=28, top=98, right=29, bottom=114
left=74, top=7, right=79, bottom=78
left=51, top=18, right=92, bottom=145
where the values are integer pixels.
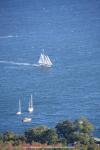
left=55, top=120, right=75, bottom=144
left=25, top=126, right=58, bottom=145
left=74, top=117, right=94, bottom=135
left=55, top=117, right=94, bottom=145
left=24, top=126, right=48, bottom=144
left=13, top=135, right=26, bottom=146
left=41, top=129, right=58, bottom=144
left=2, top=131, right=15, bottom=142
left=73, top=117, right=94, bottom=145
left=0, top=133, right=3, bottom=141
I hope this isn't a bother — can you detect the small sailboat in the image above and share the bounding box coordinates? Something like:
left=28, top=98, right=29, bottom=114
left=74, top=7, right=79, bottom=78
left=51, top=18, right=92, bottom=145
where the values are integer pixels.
left=28, top=94, right=34, bottom=113
left=16, top=99, right=22, bottom=115
left=38, top=50, right=53, bottom=67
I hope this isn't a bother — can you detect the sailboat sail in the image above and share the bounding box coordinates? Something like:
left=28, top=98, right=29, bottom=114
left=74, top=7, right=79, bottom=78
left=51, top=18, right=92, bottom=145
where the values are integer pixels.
left=38, top=54, right=44, bottom=64
left=28, top=94, right=33, bottom=113
left=19, top=100, right=21, bottom=112
left=16, top=99, right=21, bottom=115
left=44, top=55, right=48, bottom=65
left=46, top=55, right=53, bottom=66
left=30, top=94, right=33, bottom=108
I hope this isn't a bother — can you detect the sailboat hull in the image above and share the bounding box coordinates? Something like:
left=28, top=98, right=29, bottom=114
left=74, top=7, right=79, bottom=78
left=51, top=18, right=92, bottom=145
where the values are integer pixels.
left=28, top=108, right=33, bottom=113
left=16, top=111, right=21, bottom=115
left=22, top=117, right=32, bottom=122
left=39, top=63, right=52, bottom=68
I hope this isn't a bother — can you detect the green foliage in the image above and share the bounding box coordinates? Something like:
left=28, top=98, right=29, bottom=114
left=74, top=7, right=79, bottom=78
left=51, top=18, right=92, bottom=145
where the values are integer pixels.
left=78, top=133, right=90, bottom=145
left=2, top=131, right=15, bottom=142
left=55, top=120, right=75, bottom=143
left=25, top=126, right=48, bottom=143
left=0, top=133, right=3, bottom=142
left=13, top=135, right=26, bottom=146
left=41, top=129, right=58, bottom=144
left=25, top=126, right=58, bottom=145
left=87, top=146, right=95, bottom=150
left=55, top=117, right=94, bottom=145
left=0, top=117, right=96, bottom=149
left=59, top=138, right=67, bottom=146
left=74, top=117, right=94, bottom=134
left=0, top=131, right=26, bottom=146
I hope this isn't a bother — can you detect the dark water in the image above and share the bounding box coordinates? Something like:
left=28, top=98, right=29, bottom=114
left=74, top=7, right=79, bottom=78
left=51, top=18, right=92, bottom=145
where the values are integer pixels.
left=0, top=0, right=100, bottom=137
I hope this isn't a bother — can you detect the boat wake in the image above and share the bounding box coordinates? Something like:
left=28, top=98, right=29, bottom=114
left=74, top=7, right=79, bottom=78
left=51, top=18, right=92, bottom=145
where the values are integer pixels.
left=0, top=60, right=36, bottom=67
left=0, top=35, right=18, bottom=39
left=0, top=51, right=53, bottom=68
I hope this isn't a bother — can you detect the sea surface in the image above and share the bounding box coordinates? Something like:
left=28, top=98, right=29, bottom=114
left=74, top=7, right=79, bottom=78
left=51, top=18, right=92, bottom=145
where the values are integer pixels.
left=0, top=0, right=100, bottom=137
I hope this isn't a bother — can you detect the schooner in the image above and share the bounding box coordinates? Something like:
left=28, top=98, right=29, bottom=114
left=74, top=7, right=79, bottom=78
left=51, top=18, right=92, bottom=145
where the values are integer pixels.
left=38, top=50, right=53, bottom=67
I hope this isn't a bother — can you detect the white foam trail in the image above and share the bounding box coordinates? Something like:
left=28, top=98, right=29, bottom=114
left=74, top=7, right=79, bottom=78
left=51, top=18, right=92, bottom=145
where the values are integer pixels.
left=0, top=35, right=18, bottom=39
left=0, top=60, right=35, bottom=66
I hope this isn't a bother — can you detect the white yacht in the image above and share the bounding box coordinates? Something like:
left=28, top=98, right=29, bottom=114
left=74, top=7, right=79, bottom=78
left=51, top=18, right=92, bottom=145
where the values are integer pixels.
left=22, top=117, right=32, bottom=122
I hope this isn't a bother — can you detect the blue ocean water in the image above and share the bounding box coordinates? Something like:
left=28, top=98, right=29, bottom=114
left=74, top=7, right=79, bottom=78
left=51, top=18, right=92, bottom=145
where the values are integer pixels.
left=0, top=0, right=100, bottom=137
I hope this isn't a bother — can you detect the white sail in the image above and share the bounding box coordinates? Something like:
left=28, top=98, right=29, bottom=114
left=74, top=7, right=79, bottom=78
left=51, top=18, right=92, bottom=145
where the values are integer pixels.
left=19, top=100, right=21, bottom=112
left=44, top=55, right=48, bottom=65
left=28, top=94, right=33, bottom=113
left=30, top=94, right=33, bottom=108
left=16, top=99, right=21, bottom=115
left=38, top=53, right=44, bottom=64
left=46, top=55, right=53, bottom=66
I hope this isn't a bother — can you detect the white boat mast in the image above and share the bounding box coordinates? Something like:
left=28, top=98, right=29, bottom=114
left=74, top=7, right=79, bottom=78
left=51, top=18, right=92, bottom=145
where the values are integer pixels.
left=19, top=99, right=21, bottom=112
left=28, top=94, right=33, bottom=113
left=16, top=99, right=22, bottom=115
left=30, top=94, right=33, bottom=108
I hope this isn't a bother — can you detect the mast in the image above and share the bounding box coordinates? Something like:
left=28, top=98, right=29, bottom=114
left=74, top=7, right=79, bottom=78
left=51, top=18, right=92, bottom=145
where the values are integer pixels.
left=28, top=94, right=33, bottom=113
left=16, top=99, right=21, bottom=115
left=19, top=99, right=21, bottom=113
left=30, top=94, right=33, bottom=108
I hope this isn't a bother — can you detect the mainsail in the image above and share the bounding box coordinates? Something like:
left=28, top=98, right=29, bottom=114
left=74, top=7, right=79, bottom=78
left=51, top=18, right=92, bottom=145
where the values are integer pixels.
left=30, top=94, right=33, bottom=108
left=38, top=54, right=44, bottom=64
left=28, top=94, right=33, bottom=113
left=38, top=50, right=53, bottom=67
left=46, top=55, right=53, bottom=66
left=19, top=100, right=21, bottom=113
left=16, top=99, right=21, bottom=115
